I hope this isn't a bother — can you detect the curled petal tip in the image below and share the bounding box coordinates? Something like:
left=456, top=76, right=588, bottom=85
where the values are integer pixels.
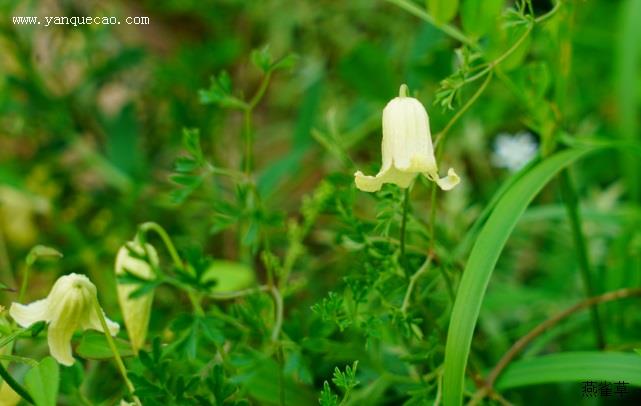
left=354, top=170, right=383, bottom=192
left=435, top=168, right=460, bottom=191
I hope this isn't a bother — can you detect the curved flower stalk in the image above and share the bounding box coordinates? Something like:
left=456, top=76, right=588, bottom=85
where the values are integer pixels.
left=9, top=273, right=119, bottom=366
left=115, top=241, right=158, bottom=353
left=354, top=84, right=460, bottom=192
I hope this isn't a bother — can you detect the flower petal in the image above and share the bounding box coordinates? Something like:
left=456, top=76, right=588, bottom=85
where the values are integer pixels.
left=9, top=299, right=49, bottom=327
left=354, top=166, right=416, bottom=192
left=426, top=167, right=460, bottom=191
left=47, top=322, right=76, bottom=366
left=83, top=307, right=120, bottom=336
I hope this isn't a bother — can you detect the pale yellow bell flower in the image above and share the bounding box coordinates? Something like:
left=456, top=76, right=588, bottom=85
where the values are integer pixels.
left=9, top=273, right=119, bottom=366
left=115, top=241, right=158, bottom=353
left=354, top=84, right=460, bottom=192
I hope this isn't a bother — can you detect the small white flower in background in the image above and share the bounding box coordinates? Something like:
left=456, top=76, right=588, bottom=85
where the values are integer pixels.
left=9, top=273, right=119, bottom=366
left=491, top=132, right=538, bottom=172
left=354, top=84, right=460, bottom=192
left=115, top=241, right=158, bottom=353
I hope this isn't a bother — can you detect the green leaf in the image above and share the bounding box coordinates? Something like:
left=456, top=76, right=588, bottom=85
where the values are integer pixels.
left=460, top=0, right=503, bottom=38
left=319, top=381, right=338, bottom=406
left=271, top=53, right=299, bottom=71
left=76, top=331, right=135, bottom=360
left=24, top=357, right=59, bottom=406
left=427, top=0, right=459, bottom=24
left=442, top=147, right=601, bottom=406
left=251, top=45, right=273, bottom=73
left=181, top=128, right=203, bottom=162
left=332, top=361, right=359, bottom=393
left=25, top=245, right=63, bottom=266
left=202, top=260, right=256, bottom=293
left=496, top=352, right=641, bottom=389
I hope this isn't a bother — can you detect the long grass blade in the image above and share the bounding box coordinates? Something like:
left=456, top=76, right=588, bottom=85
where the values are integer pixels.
left=442, top=146, right=600, bottom=406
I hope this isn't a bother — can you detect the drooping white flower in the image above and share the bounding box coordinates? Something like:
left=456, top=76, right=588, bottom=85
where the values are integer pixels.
left=491, top=132, right=538, bottom=172
left=9, top=273, right=119, bottom=366
left=354, top=84, right=460, bottom=192
left=115, top=241, right=157, bottom=353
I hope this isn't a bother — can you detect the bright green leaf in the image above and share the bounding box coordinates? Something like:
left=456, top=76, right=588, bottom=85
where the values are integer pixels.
left=203, top=260, right=256, bottom=293
left=427, top=0, right=459, bottom=24
left=24, top=357, right=59, bottom=406
left=443, top=147, right=601, bottom=406
left=76, top=331, right=135, bottom=360
left=461, top=0, right=503, bottom=38
left=496, top=352, right=641, bottom=389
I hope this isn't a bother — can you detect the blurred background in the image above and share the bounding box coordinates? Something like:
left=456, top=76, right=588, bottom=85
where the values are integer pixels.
left=1, top=0, right=641, bottom=404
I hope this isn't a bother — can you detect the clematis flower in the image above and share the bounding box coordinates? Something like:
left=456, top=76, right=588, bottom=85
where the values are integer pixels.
left=354, top=84, right=460, bottom=192
left=9, top=273, right=119, bottom=366
left=115, top=241, right=158, bottom=353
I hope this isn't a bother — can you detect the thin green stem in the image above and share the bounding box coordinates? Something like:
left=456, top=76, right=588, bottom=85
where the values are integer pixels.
left=535, top=0, right=561, bottom=23
left=0, top=227, right=14, bottom=288
left=269, top=286, right=284, bottom=342
left=383, top=0, right=477, bottom=49
left=558, top=170, right=605, bottom=348
left=18, top=264, right=29, bottom=304
left=207, top=285, right=270, bottom=300
left=91, top=295, right=141, bottom=406
left=399, top=188, right=410, bottom=263
left=243, top=109, right=253, bottom=175
left=138, top=222, right=184, bottom=272
left=0, top=362, right=34, bottom=404
left=401, top=256, right=432, bottom=314
left=0, top=355, right=38, bottom=367
left=0, top=328, right=28, bottom=350
left=489, top=23, right=533, bottom=68
left=277, top=344, right=286, bottom=406
left=434, top=70, right=493, bottom=148
left=138, top=222, right=204, bottom=315
left=248, top=71, right=273, bottom=109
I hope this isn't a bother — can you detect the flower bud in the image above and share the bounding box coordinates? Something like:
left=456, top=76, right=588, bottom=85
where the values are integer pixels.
left=115, top=241, right=158, bottom=353
left=354, top=84, right=460, bottom=192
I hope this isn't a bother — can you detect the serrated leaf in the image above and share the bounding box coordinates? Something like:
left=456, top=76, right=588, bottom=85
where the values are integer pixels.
left=181, top=128, right=203, bottom=162
left=319, top=381, right=338, bottom=406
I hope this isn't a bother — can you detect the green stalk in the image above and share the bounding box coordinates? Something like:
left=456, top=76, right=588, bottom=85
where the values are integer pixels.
left=559, top=170, right=605, bottom=348
left=383, top=0, right=477, bottom=49
left=91, top=295, right=141, bottom=405
left=0, top=362, right=34, bottom=404
left=138, top=222, right=204, bottom=315
left=138, top=222, right=184, bottom=272
left=400, top=188, right=410, bottom=263
left=18, top=264, right=29, bottom=304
